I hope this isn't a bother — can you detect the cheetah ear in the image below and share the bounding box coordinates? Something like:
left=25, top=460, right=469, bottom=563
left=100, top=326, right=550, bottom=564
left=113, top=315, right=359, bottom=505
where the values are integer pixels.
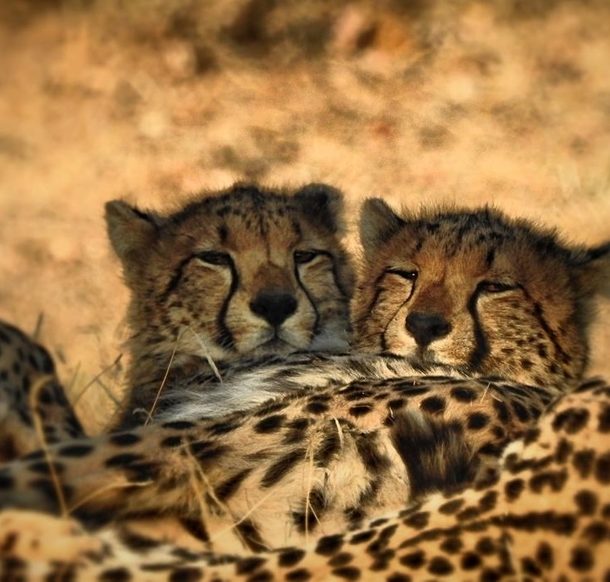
left=573, top=242, right=610, bottom=297
left=294, top=183, right=346, bottom=234
left=359, top=198, right=406, bottom=259
left=105, top=200, right=161, bottom=267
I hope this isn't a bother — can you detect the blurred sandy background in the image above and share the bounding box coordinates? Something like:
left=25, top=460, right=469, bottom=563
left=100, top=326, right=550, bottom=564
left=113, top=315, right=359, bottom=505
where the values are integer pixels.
left=1, top=0, right=609, bottom=432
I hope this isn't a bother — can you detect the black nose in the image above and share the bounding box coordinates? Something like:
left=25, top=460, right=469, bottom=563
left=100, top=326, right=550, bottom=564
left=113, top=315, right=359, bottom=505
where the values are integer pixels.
left=405, top=312, right=452, bottom=346
left=250, top=292, right=298, bottom=327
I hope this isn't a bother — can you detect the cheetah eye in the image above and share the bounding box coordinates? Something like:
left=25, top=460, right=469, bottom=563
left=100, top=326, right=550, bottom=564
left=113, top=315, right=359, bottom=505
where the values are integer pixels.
left=294, top=250, right=321, bottom=265
left=385, top=268, right=418, bottom=281
left=196, top=251, right=232, bottom=266
left=479, top=281, right=517, bottom=293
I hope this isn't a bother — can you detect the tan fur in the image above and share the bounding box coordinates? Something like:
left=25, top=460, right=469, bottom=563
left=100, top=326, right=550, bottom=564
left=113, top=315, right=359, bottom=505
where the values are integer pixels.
left=0, top=201, right=609, bottom=580
left=106, top=183, right=354, bottom=427
left=354, top=199, right=610, bottom=389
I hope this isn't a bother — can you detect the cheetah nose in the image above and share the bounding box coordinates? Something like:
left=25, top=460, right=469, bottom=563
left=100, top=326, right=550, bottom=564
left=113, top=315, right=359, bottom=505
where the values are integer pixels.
left=405, top=311, right=452, bottom=346
left=250, top=292, right=298, bottom=327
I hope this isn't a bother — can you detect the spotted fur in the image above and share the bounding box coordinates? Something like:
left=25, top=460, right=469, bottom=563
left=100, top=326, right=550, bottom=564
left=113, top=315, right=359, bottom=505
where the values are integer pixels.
left=1, top=379, right=609, bottom=581
left=0, top=322, right=83, bottom=461
left=106, top=182, right=354, bottom=427
left=0, top=200, right=608, bottom=580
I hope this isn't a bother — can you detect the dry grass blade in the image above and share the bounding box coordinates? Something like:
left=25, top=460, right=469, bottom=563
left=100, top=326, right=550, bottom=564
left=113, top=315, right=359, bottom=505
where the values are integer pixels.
left=187, top=326, right=223, bottom=383
left=72, top=354, right=123, bottom=407
left=68, top=480, right=152, bottom=514
left=145, top=331, right=183, bottom=426
left=32, top=312, right=44, bottom=341
left=303, top=432, right=321, bottom=544
left=209, top=487, right=276, bottom=550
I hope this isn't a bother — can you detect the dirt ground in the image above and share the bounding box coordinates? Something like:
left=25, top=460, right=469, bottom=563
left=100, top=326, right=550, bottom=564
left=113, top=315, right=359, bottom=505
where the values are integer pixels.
left=1, top=0, right=609, bottom=433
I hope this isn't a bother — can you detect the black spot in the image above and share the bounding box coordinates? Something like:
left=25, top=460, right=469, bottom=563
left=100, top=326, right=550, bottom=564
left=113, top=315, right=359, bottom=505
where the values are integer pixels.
left=450, top=386, right=478, bottom=402
left=314, top=428, right=341, bottom=467
left=475, top=537, right=496, bottom=555
left=291, top=488, right=326, bottom=534
left=598, top=404, right=610, bottom=432
left=253, top=414, right=286, bottom=434
left=403, top=511, right=429, bottom=530
left=461, top=552, right=481, bottom=570
left=179, top=517, right=210, bottom=543
left=438, top=498, right=464, bottom=514
left=504, top=478, right=525, bottom=501
left=118, top=528, right=162, bottom=551
left=570, top=546, right=594, bottom=571
left=521, top=557, right=542, bottom=576
left=189, top=442, right=228, bottom=462
left=552, top=408, right=590, bottom=434
left=99, top=567, right=132, bottom=581
left=573, top=449, right=595, bottom=478
left=169, top=567, right=202, bottom=582
left=254, top=400, right=289, bottom=417
left=399, top=550, right=425, bottom=569
left=511, top=401, right=530, bottom=422
left=282, top=418, right=310, bottom=444
left=574, top=489, right=598, bottom=515
left=582, top=521, right=608, bottom=543
left=105, top=453, right=145, bottom=468
left=162, top=421, right=195, bottom=430
left=536, top=541, right=554, bottom=569
left=328, top=552, right=354, bottom=568
left=595, top=451, right=610, bottom=484
left=419, top=396, right=446, bottom=415
left=467, top=412, right=489, bottom=430
left=355, top=435, right=391, bottom=473
left=261, top=448, right=304, bottom=488
left=28, top=461, right=64, bottom=476
left=456, top=506, right=481, bottom=521
left=0, top=472, right=15, bottom=489
left=478, top=490, right=498, bottom=512
left=316, top=534, right=343, bottom=556
left=285, top=569, right=311, bottom=581
left=215, top=468, right=252, bottom=501
left=57, top=444, right=95, bottom=457
left=439, top=537, right=462, bottom=554
left=349, top=404, right=374, bottom=417
left=278, top=549, right=305, bottom=568
left=235, top=520, right=267, bottom=553
left=236, top=556, right=266, bottom=575
left=207, top=420, right=242, bottom=436
left=350, top=530, right=375, bottom=544
left=109, top=433, right=141, bottom=446
left=161, top=436, right=182, bottom=448
left=330, top=566, right=360, bottom=580
left=305, top=401, right=329, bottom=414
left=492, top=399, right=511, bottom=423
left=428, top=556, right=454, bottom=576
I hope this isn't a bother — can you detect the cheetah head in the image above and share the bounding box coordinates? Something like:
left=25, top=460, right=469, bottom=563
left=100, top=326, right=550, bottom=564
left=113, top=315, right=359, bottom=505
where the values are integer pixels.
left=353, top=198, right=610, bottom=388
left=106, top=183, right=354, bottom=375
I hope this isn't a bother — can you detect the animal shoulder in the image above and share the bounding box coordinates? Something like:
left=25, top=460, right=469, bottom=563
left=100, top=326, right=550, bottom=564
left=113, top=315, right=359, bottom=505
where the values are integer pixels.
left=0, top=198, right=609, bottom=580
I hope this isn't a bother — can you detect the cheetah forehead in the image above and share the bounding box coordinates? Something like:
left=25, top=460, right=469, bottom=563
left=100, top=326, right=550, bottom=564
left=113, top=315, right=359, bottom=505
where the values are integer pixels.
left=159, top=184, right=340, bottom=251
left=381, top=206, right=575, bottom=267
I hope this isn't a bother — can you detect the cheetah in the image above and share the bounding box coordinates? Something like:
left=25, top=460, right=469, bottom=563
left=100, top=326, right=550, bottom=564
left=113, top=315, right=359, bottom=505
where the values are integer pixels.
left=0, top=323, right=83, bottom=462
left=106, top=182, right=354, bottom=428
left=0, top=183, right=355, bottom=461
left=0, top=197, right=607, bottom=565
left=2, top=377, right=609, bottom=580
